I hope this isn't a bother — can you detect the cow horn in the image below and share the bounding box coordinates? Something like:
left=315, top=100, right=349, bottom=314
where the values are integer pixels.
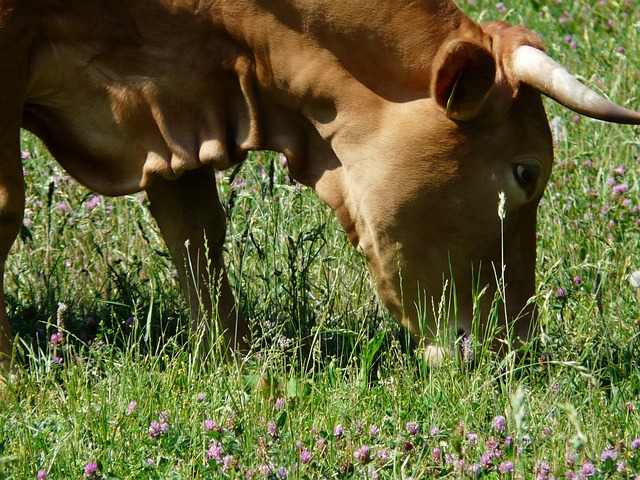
left=513, top=45, right=640, bottom=124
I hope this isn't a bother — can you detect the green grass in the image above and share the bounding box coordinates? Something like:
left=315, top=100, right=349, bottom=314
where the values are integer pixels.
left=2, top=0, right=640, bottom=478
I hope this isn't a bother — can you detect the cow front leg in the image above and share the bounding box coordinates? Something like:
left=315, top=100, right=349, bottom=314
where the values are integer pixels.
left=145, top=166, right=250, bottom=356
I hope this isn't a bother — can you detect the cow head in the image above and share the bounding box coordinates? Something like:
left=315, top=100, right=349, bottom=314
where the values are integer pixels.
left=288, top=19, right=640, bottom=361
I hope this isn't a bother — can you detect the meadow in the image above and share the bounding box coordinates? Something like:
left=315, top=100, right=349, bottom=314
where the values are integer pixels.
left=1, top=0, right=640, bottom=478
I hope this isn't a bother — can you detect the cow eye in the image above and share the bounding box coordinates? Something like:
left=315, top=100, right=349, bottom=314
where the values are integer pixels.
left=514, top=163, right=540, bottom=188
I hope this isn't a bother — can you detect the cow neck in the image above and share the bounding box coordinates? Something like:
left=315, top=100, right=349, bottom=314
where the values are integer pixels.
left=220, top=0, right=473, bottom=173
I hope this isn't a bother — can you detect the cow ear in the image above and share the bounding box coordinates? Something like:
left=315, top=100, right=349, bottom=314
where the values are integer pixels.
left=432, top=40, right=497, bottom=121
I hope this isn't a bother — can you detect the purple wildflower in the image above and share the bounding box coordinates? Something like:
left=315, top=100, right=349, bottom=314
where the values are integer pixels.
left=37, top=470, right=47, bottom=479
left=406, top=421, right=419, bottom=436
left=300, top=448, right=312, bottom=464
left=369, top=425, right=380, bottom=438
left=630, top=438, right=640, bottom=450
left=581, top=461, right=596, bottom=477
left=149, top=421, right=162, bottom=440
left=614, top=165, right=626, bottom=176
left=84, top=462, right=98, bottom=478
left=274, top=397, right=285, bottom=410
left=267, top=422, right=278, bottom=438
left=432, top=447, right=441, bottom=464
left=333, top=424, right=344, bottom=438
left=222, top=455, right=236, bottom=472
left=496, top=2, right=507, bottom=13
left=492, top=415, right=506, bottom=433
left=480, top=451, right=496, bottom=468
left=601, top=448, right=617, bottom=462
left=430, top=426, right=440, bottom=436
left=612, top=183, right=629, bottom=195
left=84, top=194, right=100, bottom=210
left=204, top=419, right=217, bottom=432
left=56, top=202, right=70, bottom=214
left=207, top=442, right=223, bottom=463
left=536, top=461, right=550, bottom=479
left=197, top=392, right=206, bottom=402
left=573, top=276, right=582, bottom=286
left=486, top=437, right=499, bottom=451
left=225, top=413, right=237, bottom=431
left=354, top=445, right=371, bottom=464
left=403, top=441, right=415, bottom=452
left=556, top=287, right=566, bottom=299
left=498, top=461, right=514, bottom=473
left=467, top=433, right=478, bottom=445
left=376, top=450, right=390, bottom=463
left=453, top=459, right=466, bottom=473
left=50, top=333, right=63, bottom=346
left=126, top=401, right=137, bottom=415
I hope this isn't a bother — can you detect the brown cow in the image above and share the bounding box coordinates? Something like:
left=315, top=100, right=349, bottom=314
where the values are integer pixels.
left=1, top=0, right=639, bottom=371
